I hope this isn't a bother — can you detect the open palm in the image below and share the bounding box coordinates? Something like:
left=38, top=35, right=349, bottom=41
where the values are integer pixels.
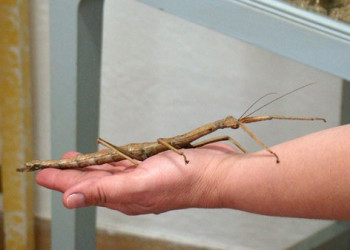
left=36, top=143, right=240, bottom=215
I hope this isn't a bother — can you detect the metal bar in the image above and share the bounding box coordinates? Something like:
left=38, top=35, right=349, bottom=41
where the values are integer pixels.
left=288, top=221, right=350, bottom=249
left=137, top=0, right=350, bottom=80
left=50, top=0, right=104, bottom=249
left=341, top=80, right=350, bottom=125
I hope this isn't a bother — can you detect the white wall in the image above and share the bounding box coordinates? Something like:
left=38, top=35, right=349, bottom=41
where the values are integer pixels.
left=30, top=0, right=342, bottom=249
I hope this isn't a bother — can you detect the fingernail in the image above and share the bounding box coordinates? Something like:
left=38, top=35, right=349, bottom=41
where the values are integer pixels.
left=67, top=193, right=86, bottom=208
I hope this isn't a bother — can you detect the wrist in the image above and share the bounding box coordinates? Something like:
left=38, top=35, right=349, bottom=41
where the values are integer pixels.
left=196, top=153, right=244, bottom=209
left=218, top=151, right=277, bottom=212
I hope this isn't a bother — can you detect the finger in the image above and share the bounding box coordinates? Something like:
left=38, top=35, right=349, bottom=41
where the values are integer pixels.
left=36, top=151, right=130, bottom=192
left=35, top=151, right=85, bottom=191
left=36, top=166, right=113, bottom=192
left=62, top=174, right=137, bottom=209
left=36, top=168, right=64, bottom=190
left=62, top=151, right=81, bottom=159
left=35, top=151, right=83, bottom=189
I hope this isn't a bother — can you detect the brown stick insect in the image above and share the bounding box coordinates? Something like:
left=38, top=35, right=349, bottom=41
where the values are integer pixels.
left=17, top=83, right=326, bottom=172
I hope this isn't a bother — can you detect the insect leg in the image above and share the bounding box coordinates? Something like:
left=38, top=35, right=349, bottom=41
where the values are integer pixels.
left=192, top=135, right=247, bottom=153
left=238, top=122, right=280, bottom=163
left=240, top=115, right=326, bottom=124
left=97, top=138, right=139, bottom=166
left=157, top=138, right=189, bottom=164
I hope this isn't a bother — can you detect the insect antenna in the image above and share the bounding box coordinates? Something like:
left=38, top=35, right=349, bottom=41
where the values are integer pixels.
left=240, top=82, right=316, bottom=119
left=238, top=92, right=277, bottom=120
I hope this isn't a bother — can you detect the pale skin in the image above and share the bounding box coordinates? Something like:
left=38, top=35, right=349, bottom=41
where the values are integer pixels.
left=36, top=125, right=350, bottom=219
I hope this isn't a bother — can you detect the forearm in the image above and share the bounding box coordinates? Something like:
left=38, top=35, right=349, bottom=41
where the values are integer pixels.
left=221, top=125, right=350, bottom=220
left=35, top=125, right=350, bottom=217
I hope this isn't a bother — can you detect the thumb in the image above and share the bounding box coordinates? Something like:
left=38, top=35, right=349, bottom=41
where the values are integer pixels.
left=62, top=176, right=131, bottom=209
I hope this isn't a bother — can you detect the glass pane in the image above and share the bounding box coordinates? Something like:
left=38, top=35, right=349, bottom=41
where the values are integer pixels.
left=284, top=0, right=350, bottom=24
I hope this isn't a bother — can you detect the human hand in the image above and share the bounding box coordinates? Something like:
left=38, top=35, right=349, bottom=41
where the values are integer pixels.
left=36, top=143, right=240, bottom=215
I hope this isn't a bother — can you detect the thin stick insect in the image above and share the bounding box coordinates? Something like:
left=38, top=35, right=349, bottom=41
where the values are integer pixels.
left=17, top=83, right=326, bottom=172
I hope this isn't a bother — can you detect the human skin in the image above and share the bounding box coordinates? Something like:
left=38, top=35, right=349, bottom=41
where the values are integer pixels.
left=36, top=125, right=350, bottom=219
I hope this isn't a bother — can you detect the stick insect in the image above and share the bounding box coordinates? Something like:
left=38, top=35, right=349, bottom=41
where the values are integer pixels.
left=17, top=83, right=326, bottom=172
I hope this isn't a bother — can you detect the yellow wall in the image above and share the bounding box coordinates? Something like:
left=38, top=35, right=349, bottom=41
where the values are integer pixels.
left=0, top=0, right=35, bottom=249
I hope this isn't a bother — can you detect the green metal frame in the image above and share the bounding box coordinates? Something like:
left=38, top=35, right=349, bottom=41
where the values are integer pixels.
left=50, top=0, right=103, bottom=249
left=137, top=0, right=350, bottom=81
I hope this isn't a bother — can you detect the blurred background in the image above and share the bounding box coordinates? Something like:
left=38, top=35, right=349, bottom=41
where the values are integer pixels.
left=1, top=0, right=347, bottom=249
